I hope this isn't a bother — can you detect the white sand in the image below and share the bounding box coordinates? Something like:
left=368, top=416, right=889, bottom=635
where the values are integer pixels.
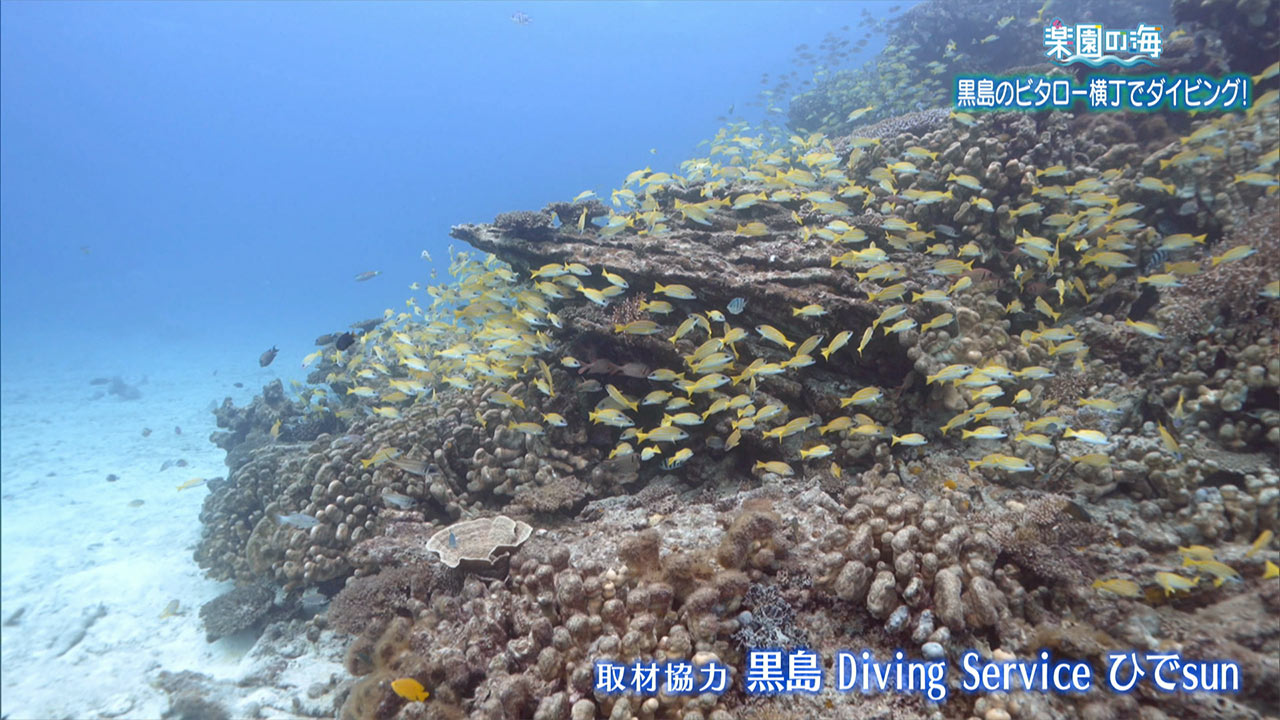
left=0, top=341, right=345, bottom=719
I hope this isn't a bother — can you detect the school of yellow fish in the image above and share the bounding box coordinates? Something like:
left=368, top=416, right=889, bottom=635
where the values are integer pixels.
left=293, top=69, right=1277, bottom=602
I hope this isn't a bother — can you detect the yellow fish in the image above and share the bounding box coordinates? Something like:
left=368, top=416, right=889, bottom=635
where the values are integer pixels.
left=846, top=104, right=875, bottom=122
left=821, top=331, right=852, bottom=360
left=1247, top=530, right=1274, bottom=558
left=968, top=454, right=1034, bottom=472
left=654, top=281, right=697, bottom=300
left=754, top=460, right=795, bottom=476
left=840, top=386, right=882, bottom=407
left=926, top=364, right=972, bottom=385
left=664, top=448, right=693, bottom=469
left=1125, top=319, right=1164, bottom=339
left=792, top=304, right=827, bottom=318
left=1034, top=296, right=1060, bottom=322
left=756, top=325, right=794, bottom=350
left=1183, top=559, right=1240, bottom=587
left=176, top=478, right=207, bottom=492
left=920, top=313, right=954, bottom=332
left=390, top=678, right=430, bottom=702
left=799, top=444, right=832, bottom=459
left=891, top=433, right=927, bottom=446
left=1092, top=578, right=1141, bottom=598
left=360, top=447, right=401, bottom=468
left=614, top=320, right=661, bottom=336
left=507, top=421, right=545, bottom=436
left=961, top=426, right=1007, bottom=440
left=1064, top=428, right=1109, bottom=445
left=1069, top=453, right=1111, bottom=468
left=602, top=269, right=629, bottom=288
left=1158, top=422, right=1181, bottom=458
left=856, top=326, right=874, bottom=355
left=606, top=384, right=639, bottom=411
left=1178, top=545, right=1216, bottom=562
left=489, top=391, right=526, bottom=409
left=1211, top=246, right=1256, bottom=267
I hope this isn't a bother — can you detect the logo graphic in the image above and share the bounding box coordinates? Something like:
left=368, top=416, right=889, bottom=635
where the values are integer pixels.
left=1043, top=19, right=1162, bottom=68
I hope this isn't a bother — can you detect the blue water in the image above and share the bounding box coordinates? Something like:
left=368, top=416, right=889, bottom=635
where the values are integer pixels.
left=1, top=1, right=904, bottom=380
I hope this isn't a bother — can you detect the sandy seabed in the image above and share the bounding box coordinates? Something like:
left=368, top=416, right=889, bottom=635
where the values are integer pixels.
left=0, top=342, right=342, bottom=720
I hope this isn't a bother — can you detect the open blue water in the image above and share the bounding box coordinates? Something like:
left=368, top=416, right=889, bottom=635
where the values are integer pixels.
left=2, top=1, right=900, bottom=378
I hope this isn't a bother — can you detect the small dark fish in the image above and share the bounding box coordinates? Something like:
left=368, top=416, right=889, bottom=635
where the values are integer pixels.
left=159, top=599, right=180, bottom=618
left=106, top=473, right=119, bottom=482
left=174, top=426, right=182, bottom=435
left=259, top=346, right=279, bottom=367
left=389, top=457, right=429, bottom=476
left=128, top=499, right=145, bottom=508
left=578, top=358, right=619, bottom=375
left=161, top=460, right=175, bottom=471
left=331, top=433, right=364, bottom=449
left=1143, top=249, right=1170, bottom=274
left=233, top=382, right=244, bottom=388
left=300, top=588, right=329, bottom=610
left=335, top=332, right=356, bottom=351
left=381, top=490, right=417, bottom=509
left=106, top=376, right=142, bottom=400
left=141, top=428, right=152, bottom=437
left=962, top=267, right=1001, bottom=288
left=276, top=512, right=319, bottom=529
left=615, top=362, right=651, bottom=379
left=354, top=270, right=381, bottom=282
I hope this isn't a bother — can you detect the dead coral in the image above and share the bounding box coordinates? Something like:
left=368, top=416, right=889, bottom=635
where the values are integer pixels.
left=606, top=291, right=648, bottom=331
left=198, top=582, right=275, bottom=643
left=989, top=495, right=1109, bottom=586
left=328, top=562, right=453, bottom=637
left=424, top=515, right=533, bottom=569
left=731, top=582, right=810, bottom=651
left=1041, top=367, right=1098, bottom=410
left=847, top=107, right=952, bottom=143
left=493, top=210, right=554, bottom=242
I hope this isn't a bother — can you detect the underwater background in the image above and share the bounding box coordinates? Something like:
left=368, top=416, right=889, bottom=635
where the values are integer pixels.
left=2, top=1, right=1278, bottom=719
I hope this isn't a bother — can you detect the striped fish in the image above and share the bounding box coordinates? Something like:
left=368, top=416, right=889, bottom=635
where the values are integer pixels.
left=1142, top=249, right=1170, bottom=275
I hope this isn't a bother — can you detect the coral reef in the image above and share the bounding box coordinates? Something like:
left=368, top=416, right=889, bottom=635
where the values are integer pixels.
left=198, top=582, right=276, bottom=642
left=192, top=7, right=1280, bottom=718
left=424, top=515, right=533, bottom=569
